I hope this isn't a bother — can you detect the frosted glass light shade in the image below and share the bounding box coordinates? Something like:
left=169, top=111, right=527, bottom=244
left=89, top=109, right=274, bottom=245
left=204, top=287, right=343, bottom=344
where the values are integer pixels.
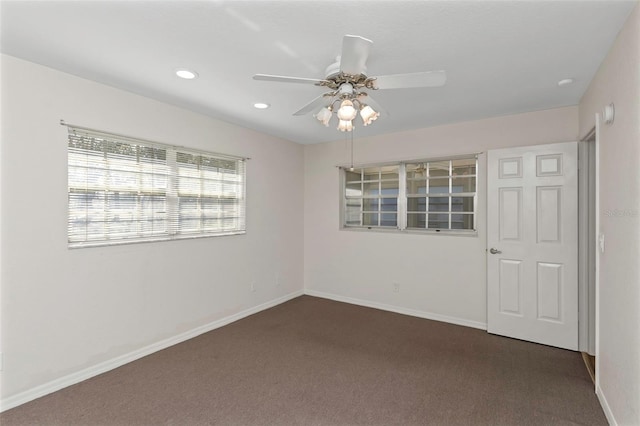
left=337, top=119, right=353, bottom=132
left=337, top=99, right=357, bottom=121
left=314, top=107, right=332, bottom=126
left=360, top=105, right=379, bottom=126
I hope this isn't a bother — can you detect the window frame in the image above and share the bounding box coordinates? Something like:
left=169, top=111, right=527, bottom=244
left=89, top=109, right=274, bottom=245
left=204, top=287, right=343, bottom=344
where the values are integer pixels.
left=343, top=165, right=400, bottom=228
left=340, top=155, right=478, bottom=235
left=67, top=125, right=247, bottom=248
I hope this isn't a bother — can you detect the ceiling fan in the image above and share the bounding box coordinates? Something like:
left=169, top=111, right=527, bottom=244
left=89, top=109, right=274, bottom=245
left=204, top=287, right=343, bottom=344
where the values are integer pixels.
left=253, top=35, right=446, bottom=132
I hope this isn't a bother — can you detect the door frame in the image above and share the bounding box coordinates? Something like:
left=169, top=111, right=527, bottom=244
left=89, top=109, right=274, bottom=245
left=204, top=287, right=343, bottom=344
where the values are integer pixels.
left=579, top=115, right=602, bottom=391
left=483, top=137, right=599, bottom=356
left=578, top=132, right=597, bottom=355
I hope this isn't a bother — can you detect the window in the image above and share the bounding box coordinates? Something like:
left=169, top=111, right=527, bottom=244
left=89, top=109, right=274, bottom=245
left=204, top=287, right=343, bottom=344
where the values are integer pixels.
left=341, top=156, right=477, bottom=233
left=344, top=165, right=399, bottom=228
left=406, top=158, right=476, bottom=231
left=68, top=126, right=246, bottom=248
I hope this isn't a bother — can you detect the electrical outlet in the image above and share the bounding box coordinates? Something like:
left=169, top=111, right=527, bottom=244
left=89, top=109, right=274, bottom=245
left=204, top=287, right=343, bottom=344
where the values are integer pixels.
left=393, top=283, right=400, bottom=293
left=275, top=272, right=281, bottom=287
left=250, top=281, right=256, bottom=292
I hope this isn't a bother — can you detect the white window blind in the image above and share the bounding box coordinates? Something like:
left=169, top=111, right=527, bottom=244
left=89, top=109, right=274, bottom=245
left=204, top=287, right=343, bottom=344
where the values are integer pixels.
left=67, top=126, right=246, bottom=248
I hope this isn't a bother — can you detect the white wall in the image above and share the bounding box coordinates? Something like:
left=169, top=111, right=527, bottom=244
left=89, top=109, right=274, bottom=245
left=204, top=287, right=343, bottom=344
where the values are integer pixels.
left=304, top=106, right=578, bottom=327
left=579, top=3, right=640, bottom=425
left=0, top=55, right=304, bottom=404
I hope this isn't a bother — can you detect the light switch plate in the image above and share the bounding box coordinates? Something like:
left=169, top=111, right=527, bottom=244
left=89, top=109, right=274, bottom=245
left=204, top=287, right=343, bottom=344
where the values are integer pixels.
left=598, top=233, right=605, bottom=253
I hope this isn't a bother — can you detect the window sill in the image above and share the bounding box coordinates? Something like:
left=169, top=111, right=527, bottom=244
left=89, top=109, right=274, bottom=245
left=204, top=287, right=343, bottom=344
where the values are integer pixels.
left=340, top=226, right=478, bottom=237
left=69, top=230, right=246, bottom=249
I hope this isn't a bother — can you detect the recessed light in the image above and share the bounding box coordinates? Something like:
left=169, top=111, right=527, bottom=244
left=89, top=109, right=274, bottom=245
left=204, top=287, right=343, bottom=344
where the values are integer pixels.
left=253, top=102, right=270, bottom=109
left=176, top=69, right=198, bottom=80
left=557, top=78, right=574, bottom=87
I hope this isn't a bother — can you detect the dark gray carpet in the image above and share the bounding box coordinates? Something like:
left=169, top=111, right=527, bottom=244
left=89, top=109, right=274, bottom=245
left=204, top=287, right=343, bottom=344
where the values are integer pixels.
left=1, top=295, right=606, bottom=425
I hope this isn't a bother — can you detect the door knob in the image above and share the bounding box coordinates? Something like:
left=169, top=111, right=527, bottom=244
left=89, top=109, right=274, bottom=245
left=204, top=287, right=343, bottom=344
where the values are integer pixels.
left=489, top=248, right=502, bottom=254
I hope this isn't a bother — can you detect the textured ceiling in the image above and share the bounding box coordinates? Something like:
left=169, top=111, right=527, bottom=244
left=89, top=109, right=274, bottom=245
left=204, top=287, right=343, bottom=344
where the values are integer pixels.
left=1, top=0, right=636, bottom=144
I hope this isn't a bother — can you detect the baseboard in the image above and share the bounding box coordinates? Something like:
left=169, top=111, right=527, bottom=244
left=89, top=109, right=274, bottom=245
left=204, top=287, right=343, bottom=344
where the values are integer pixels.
left=596, top=384, right=617, bottom=426
left=0, top=289, right=304, bottom=413
left=304, top=289, right=487, bottom=330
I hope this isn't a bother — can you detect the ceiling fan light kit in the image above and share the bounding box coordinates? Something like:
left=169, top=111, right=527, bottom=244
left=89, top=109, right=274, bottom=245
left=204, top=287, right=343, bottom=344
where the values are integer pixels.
left=314, top=97, right=379, bottom=131
left=254, top=35, right=446, bottom=133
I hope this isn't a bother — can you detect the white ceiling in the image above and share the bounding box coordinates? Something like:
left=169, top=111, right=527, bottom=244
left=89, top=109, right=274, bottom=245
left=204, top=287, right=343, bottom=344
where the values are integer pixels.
left=1, top=0, right=636, bottom=144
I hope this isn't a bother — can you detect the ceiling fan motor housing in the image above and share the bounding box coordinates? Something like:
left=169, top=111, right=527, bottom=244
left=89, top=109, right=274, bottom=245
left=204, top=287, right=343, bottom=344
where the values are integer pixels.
left=339, top=83, right=354, bottom=95
left=325, top=57, right=369, bottom=80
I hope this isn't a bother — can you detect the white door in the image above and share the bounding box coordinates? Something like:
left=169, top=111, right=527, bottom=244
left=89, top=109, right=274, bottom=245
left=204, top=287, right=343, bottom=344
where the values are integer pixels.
left=487, top=142, right=578, bottom=350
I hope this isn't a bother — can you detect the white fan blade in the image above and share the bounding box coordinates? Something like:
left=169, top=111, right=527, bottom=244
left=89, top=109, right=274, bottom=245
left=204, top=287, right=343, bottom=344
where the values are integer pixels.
left=293, top=92, right=334, bottom=116
left=373, top=70, right=447, bottom=89
left=253, top=74, right=329, bottom=85
left=339, top=35, right=373, bottom=75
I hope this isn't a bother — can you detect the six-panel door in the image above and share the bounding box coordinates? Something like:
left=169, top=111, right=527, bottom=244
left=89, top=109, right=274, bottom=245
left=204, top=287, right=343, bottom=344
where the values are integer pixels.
left=487, top=142, right=578, bottom=350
